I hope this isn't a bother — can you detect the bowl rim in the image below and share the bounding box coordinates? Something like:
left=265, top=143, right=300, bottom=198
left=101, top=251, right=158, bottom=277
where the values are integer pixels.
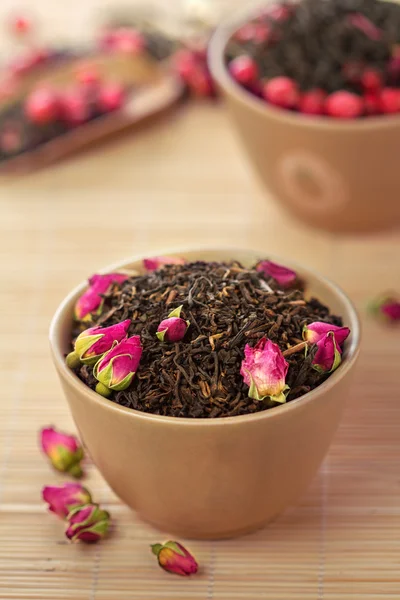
left=49, top=245, right=361, bottom=427
left=208, top=2, right=400, bottom=132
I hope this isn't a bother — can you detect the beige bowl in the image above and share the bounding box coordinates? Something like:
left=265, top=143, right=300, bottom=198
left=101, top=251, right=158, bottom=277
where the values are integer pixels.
left=209, top=10, right=400, bottom=233
left=50, top=248, right=360, bottom=540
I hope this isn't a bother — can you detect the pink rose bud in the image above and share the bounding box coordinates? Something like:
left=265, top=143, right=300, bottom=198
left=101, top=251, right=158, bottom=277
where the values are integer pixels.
left=156, top=306, right=189, bottom=343
left=66, top=319, right=131, bottom=368
left=240, top=338, right=289, bottom=403
left=94, top=336, right=142, bottom=397
left=369, top=295, right=400, bottom=323
left=312, top=332, right=342, bottom=373
left=151, top=541, right=198, bottom=576
left=65, top=503, right=110, bottom=543
left=74, top=272, right=128, bottom=322
left=256, top=260, right=297, bottom=287
left=303, top=321, right=350, bottom=347
left=40, top=426, right=84, bottom=478
left=42, top=483, right=92, bottom=518
left=143, top=256, right=186, bottom=272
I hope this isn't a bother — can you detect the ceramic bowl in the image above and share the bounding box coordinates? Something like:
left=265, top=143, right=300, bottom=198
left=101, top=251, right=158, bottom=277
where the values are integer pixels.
left=50, top=248, right=360, bottom=539
left=208, top=9, right=400, bottom=233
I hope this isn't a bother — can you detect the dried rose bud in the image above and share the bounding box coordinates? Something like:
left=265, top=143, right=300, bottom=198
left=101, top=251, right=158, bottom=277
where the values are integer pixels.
left=40, top=426, right=84, bottom=478
left=156, top=306, right=189, bottom=343
left=10, top=16, right=32, bottom=36
left=256, top=260, right=297, bottom=287
left=151, top=541, right=198, bottom=576
left=369, top=295, right=400, bottom=323
left=143, top=256, right=186, bottom=272
left=74, top=272, right=128, bottom=322
left=66, top=319, right=131, bottom=368
left=240, top=338, right=289, bottom=403
left=65, top=503, right=110, bottom=543
left=303, top=322, right=350, bottom=347
left=42, top=483, right=92, bottom=519
left=94, top=336, right=142, bottom=397
left=312, top=332, right=342, bottom=373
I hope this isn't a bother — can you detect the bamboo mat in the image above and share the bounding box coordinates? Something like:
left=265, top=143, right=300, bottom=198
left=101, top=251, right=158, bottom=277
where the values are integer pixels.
left=1, top=98, right=400, bottom=598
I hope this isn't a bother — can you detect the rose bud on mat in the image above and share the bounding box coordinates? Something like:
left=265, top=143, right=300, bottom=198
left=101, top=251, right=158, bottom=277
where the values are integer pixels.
left=42, top=483, right=92, bottom=518
left=151, top=541, right=198, bottom=576
left=40, top=426, right=84, bottom=478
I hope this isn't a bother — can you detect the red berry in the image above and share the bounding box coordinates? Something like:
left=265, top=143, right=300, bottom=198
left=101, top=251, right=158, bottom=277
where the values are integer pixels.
left=187, top=68, right=214, bottom=97
left=234, top=24, right=258, bottom=43
left=379, top=88, right=400, bottom=114
left=299, top=89, right=326, bottom=115
left=76, top=64, right=101, bottom=87
left=25, top=88, right=60, bottom=124
left=262, top=76, right=299, bottom=109
left=97, top=83, right=125, bottom=112
left=364, top=93, right=381, bottom=116
left=361, top=68, right=383, bottom=92
left=10, top=15, right=31, bottom=36
left=173, top=49, right=197, bottom=81
left=60, top=90, right=90, bottom=126
left=229, top=56, right=258, bottom=85
left=265, top=4, right=291, bottom=21
left=253, top=23, right=272, bottom=44
left=325, top=91, right=364, bottom=118
left=113, top=29, right=145, bottom=54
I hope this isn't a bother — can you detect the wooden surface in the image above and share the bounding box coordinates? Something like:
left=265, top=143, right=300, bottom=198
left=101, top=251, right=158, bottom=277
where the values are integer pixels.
left=1, top=0, right=400, bottom=591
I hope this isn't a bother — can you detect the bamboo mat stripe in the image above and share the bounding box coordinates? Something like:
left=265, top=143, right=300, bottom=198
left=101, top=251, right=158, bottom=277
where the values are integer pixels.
left=1, top=100, right=400, bottom=599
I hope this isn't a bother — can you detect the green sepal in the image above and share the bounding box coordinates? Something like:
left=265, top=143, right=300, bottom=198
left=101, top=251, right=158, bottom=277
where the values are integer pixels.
left=156, top=329, right=167, bottom=342
left=247, top=372, right=289, bottom=404
left=151, top=543, right=163, bottom=556
left=75, top=333, right=103, bottom=364
left=66, top=351, right=81, bottom=370
left=110, top=371, right=135, bottom=391
left=68, top=462, right=84, bottom=479
left=164, top=541, right=185, bottom=556
left=95, top=382, right=112, bottom=398
left=167, top=305, right=183, bottom=318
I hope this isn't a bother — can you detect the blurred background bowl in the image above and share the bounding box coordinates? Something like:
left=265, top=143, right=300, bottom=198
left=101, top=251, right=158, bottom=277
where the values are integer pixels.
left=209, top=6, right=400, bottom=234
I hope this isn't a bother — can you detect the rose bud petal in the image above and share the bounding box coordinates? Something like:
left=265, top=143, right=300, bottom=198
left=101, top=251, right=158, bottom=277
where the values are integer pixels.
left=312, top=332, right=342, bottom=374
left=74, top=272, right=128, bottom=322
left=151, top=541, right=198, bottom=576
left=65, top=503, right=110, bottom=543
left=256, top=260, right=297, bottom=287
left=42, top=483, right=92, bottom=519
left=143, top=256, right=186, bottom=272
left=156, top=305, right=189, bottom=343
left=94, top=336, right=142, bottom=397
left=66, top=319, right=131, bottom=368
left=40, top=426, right=84, bottom=478
left=240, top=338, right=289, bottom=403
left=303, top=321, right=350, bottom=347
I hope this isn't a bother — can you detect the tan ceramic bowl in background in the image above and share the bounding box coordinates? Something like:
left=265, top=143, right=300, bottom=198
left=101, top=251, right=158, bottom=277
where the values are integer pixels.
left=209, top=9, right=400, bottom=233
left=50, top=248, right=360, bottom=540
